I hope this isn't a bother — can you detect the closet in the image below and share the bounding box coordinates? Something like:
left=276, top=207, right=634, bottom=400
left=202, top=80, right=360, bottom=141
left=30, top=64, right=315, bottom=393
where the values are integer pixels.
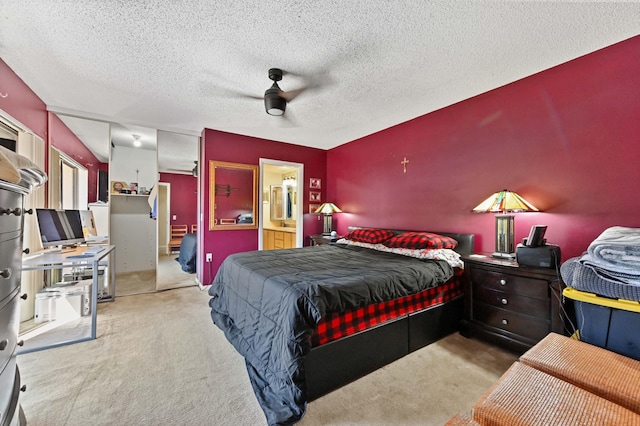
left=108, top=125, right=158, bottom=295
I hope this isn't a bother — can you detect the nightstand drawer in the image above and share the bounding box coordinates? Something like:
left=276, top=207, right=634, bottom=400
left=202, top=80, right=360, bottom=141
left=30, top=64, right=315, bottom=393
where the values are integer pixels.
left=474, top=286, right=549, bottom=320
left=475, top=303, right=550, bottom=342
left=461, top=254, right=565, bottom=352
left=470, top=267, right=548, bottom=299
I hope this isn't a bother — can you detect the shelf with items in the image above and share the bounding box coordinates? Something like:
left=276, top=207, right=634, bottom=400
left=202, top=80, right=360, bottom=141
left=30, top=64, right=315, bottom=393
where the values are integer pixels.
left=110, top=192, right=149, bottom=198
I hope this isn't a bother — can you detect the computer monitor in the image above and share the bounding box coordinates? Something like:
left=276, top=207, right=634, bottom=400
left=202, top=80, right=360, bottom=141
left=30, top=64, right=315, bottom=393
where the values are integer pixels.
left=35, top=209, right=85, bottom=248
left=79, top=210, right=98, bottom=238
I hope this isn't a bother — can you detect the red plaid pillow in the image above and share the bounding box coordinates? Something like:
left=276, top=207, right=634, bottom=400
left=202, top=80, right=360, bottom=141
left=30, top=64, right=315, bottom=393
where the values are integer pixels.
left=344, top=228, right=395, bottom=244
left=382, top=232, right=458, bottom=250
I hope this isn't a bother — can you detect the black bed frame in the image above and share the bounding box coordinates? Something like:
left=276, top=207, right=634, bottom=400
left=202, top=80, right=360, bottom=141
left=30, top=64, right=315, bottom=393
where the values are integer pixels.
left=303, top=229, right=474, bottom=400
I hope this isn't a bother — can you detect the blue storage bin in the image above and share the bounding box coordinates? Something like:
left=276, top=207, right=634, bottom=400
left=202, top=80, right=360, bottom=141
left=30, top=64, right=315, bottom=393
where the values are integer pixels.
left=564, top=287, right=640, bottom=361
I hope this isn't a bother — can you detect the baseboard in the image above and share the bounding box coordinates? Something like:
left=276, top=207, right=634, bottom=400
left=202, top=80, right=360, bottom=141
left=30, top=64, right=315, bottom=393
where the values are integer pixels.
left=196, top=278, right=208, bottom=290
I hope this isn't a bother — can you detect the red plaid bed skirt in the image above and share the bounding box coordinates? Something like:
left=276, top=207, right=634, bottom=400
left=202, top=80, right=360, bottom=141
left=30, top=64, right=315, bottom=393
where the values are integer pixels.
left=310, top=269, right=464, bottom=347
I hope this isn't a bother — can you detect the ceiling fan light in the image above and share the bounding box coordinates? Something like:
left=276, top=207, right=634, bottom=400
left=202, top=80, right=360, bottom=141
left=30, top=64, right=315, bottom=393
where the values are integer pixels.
left=265, top=90, right=286, bottom=116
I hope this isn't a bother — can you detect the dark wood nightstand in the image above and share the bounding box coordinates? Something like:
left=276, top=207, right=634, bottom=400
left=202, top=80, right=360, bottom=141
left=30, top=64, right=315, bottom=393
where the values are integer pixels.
left=460, top=253, right=566, bottom=353
left=309, top=235, right=340, bottom=246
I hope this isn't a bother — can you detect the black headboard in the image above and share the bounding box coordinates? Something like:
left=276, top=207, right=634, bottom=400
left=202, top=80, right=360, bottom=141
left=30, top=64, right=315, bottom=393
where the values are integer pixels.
left=347, top=226, right=474, bottom=256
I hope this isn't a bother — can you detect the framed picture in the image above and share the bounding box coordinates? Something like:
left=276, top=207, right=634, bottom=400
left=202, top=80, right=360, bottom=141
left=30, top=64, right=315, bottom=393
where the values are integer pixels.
left=309, top=178, right=321, bottom=189
left=111, top=181, right=127, bottom=194
left=309, top=204, right=320, bottom=214
left=309, top=191, right=321, bottom=202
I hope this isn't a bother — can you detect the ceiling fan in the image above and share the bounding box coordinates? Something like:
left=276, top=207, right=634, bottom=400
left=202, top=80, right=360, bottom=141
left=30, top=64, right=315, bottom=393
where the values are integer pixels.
left=201, top=65, right=330, bottom=122
left=263, top=68, right=306, bottom=116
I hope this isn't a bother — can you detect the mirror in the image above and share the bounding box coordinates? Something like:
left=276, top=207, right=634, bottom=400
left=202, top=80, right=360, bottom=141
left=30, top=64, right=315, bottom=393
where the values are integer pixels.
left=269, top=183, right=296, bottom=221
left=209, top=161, right=258, bottom=230
left=50, top=114, right=201, bottom=295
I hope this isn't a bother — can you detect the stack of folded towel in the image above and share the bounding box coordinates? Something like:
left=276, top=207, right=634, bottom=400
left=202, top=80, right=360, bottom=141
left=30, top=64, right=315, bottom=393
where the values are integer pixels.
left=581, top=226, right=640, bottom=286
left=561, top=226, right=640, bottom=302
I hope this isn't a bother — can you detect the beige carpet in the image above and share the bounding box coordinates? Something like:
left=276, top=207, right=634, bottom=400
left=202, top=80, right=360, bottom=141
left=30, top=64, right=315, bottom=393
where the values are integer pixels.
left=17, top=287, right=517, bottom=425
left=116, top=254, right=196, bottom=296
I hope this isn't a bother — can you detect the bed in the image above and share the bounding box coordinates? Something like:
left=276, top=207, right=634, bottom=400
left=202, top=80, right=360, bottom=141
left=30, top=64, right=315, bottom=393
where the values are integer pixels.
left=208, top=228, right=473, bottom=425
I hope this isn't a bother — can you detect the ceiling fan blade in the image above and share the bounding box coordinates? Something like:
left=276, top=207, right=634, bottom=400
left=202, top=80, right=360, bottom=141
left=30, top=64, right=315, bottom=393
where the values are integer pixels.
left=282, top=87, right=307, bottom=102
left=198, top=79, right=263, bottom=100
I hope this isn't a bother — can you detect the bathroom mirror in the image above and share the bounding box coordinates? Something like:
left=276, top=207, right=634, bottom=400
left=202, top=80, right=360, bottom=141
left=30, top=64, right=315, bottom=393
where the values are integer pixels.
left=209, top=160, right=258, bottom=230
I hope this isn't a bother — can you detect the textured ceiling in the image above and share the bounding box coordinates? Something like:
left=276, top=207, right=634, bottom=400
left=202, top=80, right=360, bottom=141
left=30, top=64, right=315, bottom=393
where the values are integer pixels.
left=1, top=1, right=639, bottom=170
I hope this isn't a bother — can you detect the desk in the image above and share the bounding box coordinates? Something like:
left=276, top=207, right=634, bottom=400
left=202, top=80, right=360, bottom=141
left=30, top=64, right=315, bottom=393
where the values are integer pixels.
left=18, top=245, right=116, bottom=354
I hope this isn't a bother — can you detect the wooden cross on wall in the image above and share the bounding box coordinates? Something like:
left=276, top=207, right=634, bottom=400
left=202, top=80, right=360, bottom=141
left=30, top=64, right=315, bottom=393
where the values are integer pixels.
left=401, top=157, right=409, bottom=173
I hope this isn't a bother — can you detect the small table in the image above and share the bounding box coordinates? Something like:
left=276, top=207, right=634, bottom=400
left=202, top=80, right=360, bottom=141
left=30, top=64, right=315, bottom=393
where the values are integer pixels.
left=309, top=235, right=341, bottom=246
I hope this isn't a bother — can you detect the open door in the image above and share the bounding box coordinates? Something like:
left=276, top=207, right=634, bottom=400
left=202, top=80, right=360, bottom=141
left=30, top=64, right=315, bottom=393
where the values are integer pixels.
left=259, top=159, right=304, bottom=250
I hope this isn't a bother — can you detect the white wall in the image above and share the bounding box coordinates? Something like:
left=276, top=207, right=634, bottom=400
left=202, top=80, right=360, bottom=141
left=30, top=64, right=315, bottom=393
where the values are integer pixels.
left=110, top=146, right=157, bottom=190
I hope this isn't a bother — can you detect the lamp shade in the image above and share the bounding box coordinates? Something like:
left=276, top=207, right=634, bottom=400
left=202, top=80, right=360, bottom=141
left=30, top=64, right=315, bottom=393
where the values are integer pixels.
left=314, top=202, right=342, bottom=214
left=472, top=190, right=538, bottom=213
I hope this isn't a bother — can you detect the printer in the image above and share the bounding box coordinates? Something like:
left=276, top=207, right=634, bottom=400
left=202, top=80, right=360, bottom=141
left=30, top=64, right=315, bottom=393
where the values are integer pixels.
left=515, top=225, right=561, bottom=269
left=516, top=243, right=561, bottom=269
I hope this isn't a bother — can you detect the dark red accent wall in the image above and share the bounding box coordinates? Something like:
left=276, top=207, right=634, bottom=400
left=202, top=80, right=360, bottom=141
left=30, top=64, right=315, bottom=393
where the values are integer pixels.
left=1, top=60, right=101, bottom=204
left=48, top=112, right=102, bottom=203
left=159, top=172, right=198, bottom=227
left=327, top=35, right=640, bottom=261
left=0, top=59, right=48, bottom=140
left=5, top=36, right=640, bottom=285
left=199, top=129, right=326, bottom=284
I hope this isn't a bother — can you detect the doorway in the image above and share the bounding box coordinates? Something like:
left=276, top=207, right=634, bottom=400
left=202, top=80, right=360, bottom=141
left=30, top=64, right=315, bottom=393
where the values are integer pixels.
left=259, top=159, right=304, bottom=249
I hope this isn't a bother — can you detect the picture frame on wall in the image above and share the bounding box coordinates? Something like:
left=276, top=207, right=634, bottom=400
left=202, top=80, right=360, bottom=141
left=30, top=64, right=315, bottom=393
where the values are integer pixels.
left=309, top=191, right=321, bottom=202
left=309, top=178, right=321, bottom=189
left=111, top=181, right=127, bottom=194
left=309, top=204, right=320, bottom=214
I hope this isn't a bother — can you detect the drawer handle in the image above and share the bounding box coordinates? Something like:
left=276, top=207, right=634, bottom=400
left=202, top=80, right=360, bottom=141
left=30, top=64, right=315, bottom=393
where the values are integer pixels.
left=0, top=267, right=11, bottom=279
left=501, top=319, right=508, bottom=325
left=0, top=339, right=7, bottom=351
left=0, top=207, right=22, bottom=216
left=501, top=298, right=508, bottom=305
left=24, top=208, right=33, bottom=215
left=20, top=385, right=27, bottom=392
left=499, top=279, right=507, bottom=286
left=17, top=340, right=24, bottom=347
left=23, top=248, right=30, bottom=254
left=21, top=293, right=28, bottom=300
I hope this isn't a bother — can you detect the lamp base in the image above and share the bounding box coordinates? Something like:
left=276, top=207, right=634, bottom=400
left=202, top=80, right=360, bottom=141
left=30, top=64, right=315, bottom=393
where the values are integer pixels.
left=491, top=252, right=515, bottom=259
left=322, top=214, right=332, bottom=236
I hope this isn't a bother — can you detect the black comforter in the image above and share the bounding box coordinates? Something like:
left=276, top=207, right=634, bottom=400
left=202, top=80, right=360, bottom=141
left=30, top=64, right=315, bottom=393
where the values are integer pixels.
left=208, top=244, right=453, bottom=425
